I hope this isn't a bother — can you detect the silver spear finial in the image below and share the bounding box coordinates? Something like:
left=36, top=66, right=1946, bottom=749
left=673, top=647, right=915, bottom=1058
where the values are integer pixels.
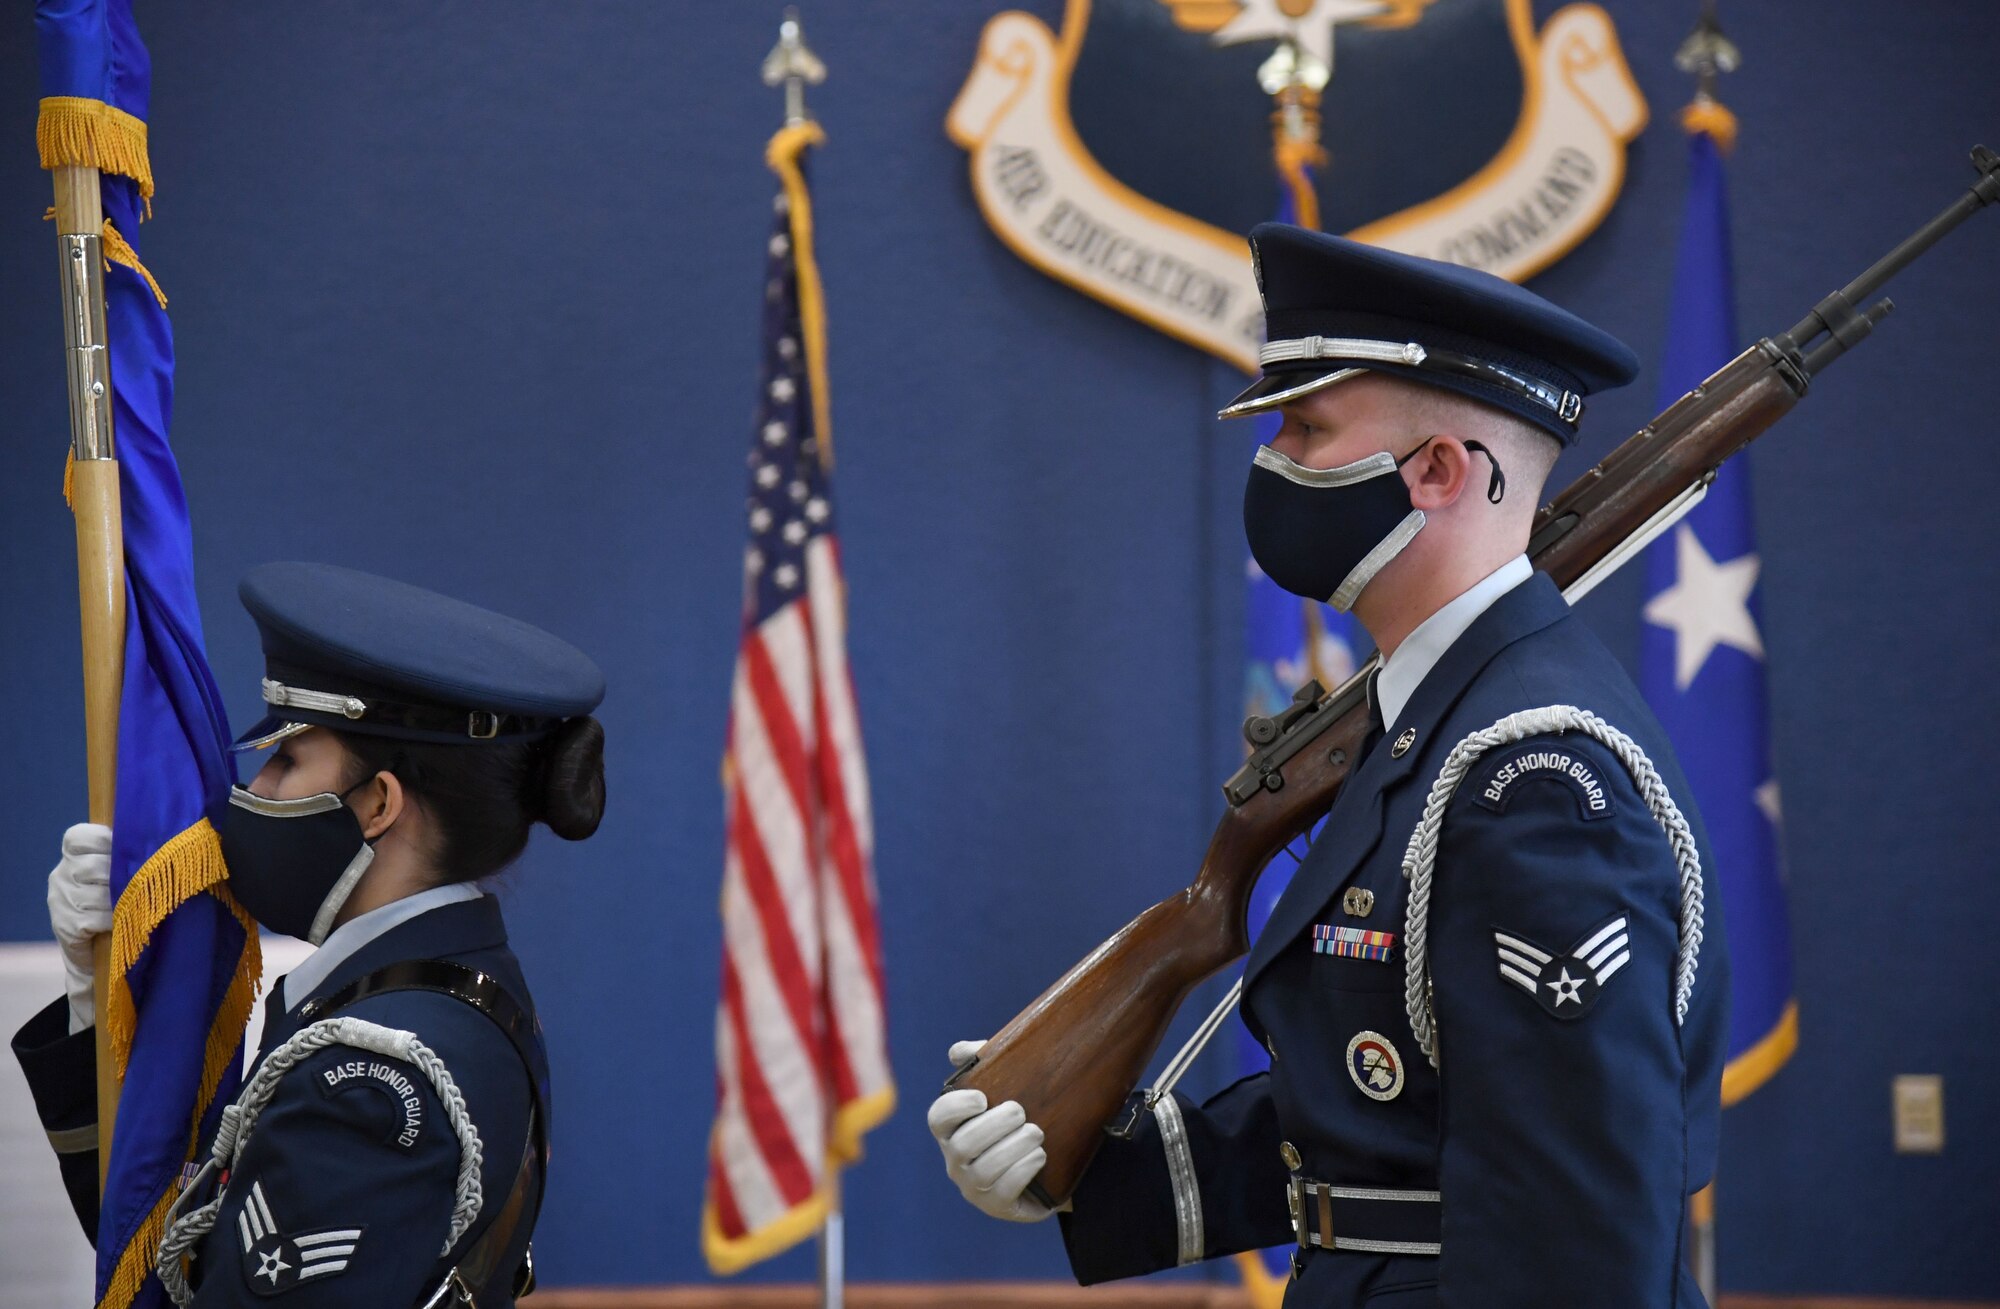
left=762, top=7, right=827, bottom=126
left=1674, top=1, right=1740, bottom=105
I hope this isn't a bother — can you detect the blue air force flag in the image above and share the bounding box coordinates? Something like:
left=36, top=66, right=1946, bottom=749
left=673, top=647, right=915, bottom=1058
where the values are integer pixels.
left=1637, top=118, right=1796, bottom=1103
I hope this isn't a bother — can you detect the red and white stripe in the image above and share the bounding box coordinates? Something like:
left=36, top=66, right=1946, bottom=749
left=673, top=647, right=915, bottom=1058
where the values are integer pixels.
left=709, top=535, right=891, bottom=1256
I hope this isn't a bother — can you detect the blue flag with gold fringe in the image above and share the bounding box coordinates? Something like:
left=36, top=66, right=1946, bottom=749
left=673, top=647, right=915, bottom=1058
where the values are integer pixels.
left=37, top=3, right=261, bottom=1305
left=1638, top=104, right=1796, bottom=1105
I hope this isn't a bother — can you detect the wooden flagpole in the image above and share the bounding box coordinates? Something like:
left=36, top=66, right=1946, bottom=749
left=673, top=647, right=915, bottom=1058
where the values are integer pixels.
left=54, top=158, right=128, bottom=1192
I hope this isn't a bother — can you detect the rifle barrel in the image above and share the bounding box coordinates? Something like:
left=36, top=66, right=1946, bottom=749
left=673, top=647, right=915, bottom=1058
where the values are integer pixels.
left=1780, top=145, right=2000, bottom=376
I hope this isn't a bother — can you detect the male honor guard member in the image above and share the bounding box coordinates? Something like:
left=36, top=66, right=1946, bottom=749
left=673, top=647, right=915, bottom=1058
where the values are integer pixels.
left=16, top=563, right=608, bottom=1307
left=929, top=229, right=1729, bottom=1308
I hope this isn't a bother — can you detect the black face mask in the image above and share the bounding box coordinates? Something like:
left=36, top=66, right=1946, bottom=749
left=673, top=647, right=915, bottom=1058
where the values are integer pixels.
left=1242, top=438, right=1505, bottom=609
left=216, top=785, right=376, bottom=944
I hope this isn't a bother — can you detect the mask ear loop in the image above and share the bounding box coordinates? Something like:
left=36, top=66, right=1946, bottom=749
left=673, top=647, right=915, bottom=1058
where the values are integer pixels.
left=1460, top=440, right=1507, bottom=504
left=1402, top=436, right=1506, bottom=504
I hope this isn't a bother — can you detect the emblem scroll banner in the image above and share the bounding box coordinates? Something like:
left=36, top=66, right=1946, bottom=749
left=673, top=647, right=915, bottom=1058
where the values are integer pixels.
left=948, top=0, right=1647, bottom=372
left=947, top=9, right=1264, bottom=369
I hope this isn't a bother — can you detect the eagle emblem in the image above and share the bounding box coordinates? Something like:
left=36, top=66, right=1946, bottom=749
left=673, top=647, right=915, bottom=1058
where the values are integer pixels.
left=948, top=0, right=1646, bottom=370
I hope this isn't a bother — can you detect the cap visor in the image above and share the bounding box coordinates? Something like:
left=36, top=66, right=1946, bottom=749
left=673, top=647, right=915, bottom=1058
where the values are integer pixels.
left=230, top=715, right=312, bottom=753
left=1217, top=366, right=1364, bottom=420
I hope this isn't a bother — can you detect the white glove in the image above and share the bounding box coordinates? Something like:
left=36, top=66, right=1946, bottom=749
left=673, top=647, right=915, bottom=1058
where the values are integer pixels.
left=927, top=1039, right=1055, bottom=1223
left=47, top=823, right=113, bottom=1034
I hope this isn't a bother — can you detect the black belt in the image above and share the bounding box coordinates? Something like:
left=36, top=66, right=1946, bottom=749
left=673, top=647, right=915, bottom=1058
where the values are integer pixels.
left=1287, top=1178, right=1442, bottom=1256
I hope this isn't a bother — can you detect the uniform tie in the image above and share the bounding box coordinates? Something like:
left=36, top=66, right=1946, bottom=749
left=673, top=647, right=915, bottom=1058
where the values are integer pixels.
left=1360, top=669, right=1387, bottom=761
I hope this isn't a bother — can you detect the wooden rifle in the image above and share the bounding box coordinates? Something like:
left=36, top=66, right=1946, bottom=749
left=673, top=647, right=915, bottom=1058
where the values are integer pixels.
left=948, top=146, right=2000, bottom=1209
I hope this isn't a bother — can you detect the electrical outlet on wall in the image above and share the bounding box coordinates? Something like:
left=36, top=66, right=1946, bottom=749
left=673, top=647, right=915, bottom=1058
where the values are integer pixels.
left=1892, top=1075, right=1945, bottom=1153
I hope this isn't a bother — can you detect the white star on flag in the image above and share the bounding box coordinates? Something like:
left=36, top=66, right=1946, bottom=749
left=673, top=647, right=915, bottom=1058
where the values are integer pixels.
left=1754, top=778, right=1783, bottom=828
left=1642, top=523, right=1764, bottom=691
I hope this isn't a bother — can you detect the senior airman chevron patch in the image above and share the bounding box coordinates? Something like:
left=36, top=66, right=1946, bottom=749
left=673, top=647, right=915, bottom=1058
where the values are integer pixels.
left=237, top=1179, right=365, bottom=1296
left=1493, top=914, right=1631, bottom=1020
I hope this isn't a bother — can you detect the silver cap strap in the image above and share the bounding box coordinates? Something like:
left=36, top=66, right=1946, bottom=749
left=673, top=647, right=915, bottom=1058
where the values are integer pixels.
left=1260, top=336, right=1428, bottom=368
left=262, top=677, right=366, bottom=721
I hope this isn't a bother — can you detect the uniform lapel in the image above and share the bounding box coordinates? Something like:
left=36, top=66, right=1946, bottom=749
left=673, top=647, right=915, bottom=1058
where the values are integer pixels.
left=1242, top=574, right=1573, bottom=990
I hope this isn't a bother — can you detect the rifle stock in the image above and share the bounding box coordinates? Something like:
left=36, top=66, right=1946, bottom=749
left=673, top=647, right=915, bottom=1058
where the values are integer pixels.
left=953, top=148, right=1998, bottom=1209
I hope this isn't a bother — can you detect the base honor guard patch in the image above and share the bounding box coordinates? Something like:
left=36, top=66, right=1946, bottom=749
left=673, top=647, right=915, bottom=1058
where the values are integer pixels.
left=1346, top=1031, right=1405, bottom=1101
left=1314, top=924, right=1396, bottom=962
left=237, top=1180, right=363, bottom=1296
left=1494, top=914, right=1632, bottom=1019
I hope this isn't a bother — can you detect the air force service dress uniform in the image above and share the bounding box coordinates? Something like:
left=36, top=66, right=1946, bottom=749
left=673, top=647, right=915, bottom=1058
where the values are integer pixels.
left=1055, top=230, right=1730, bottom=1308
left=13, top=563, right=604, bottom=1307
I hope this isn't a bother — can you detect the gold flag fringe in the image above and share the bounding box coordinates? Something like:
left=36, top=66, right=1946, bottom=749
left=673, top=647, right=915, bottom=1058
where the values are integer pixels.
left=99, top=1180, right=179, bottom=1309
left=102, top=819, right=260, bottom=1070
left=38, top=96, right=153, bottom=214
left=96, top=820, right=262, bottom=1309
left=198, top=888, right=263, bottom=1126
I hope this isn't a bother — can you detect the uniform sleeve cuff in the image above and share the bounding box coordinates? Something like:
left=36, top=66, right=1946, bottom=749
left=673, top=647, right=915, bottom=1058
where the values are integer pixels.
left=11, top=996, right=99, bottom=1134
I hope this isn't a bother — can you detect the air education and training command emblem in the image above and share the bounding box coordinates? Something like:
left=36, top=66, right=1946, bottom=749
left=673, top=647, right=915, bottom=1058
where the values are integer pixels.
left=948, top=0, right=1646, bottom=370
left=1346, top=1030, right=1405, bottom=1101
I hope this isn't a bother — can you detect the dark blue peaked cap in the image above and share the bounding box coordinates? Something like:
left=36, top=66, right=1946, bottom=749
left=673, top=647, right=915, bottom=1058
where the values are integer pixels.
left=232, top=562, right=605, bottom=751
left=1221, top=225, right=1640, bottom=444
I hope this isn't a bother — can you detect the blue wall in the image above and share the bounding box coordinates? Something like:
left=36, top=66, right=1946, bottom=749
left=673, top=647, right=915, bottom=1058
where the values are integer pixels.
left=3, top=0, right=1997, bottom=1298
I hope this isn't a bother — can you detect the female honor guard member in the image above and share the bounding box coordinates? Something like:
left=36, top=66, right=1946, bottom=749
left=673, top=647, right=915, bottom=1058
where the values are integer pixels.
left=14, top=562, right=606, bottom=1307
left=929, top=229, right=1729, bottom=1308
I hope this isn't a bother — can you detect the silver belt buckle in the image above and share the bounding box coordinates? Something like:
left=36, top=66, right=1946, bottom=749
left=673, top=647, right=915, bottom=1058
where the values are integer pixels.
left=1287, top=1177, right=1307, bottom=1246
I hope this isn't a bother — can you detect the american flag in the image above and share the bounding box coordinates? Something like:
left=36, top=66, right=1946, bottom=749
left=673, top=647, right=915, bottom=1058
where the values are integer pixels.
left=704, top=124, right=894, bottom=1276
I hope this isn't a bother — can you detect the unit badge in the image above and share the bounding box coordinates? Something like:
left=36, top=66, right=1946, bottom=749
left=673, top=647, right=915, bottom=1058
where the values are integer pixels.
left=1493, top=914, right=1631, bottom=1019
left=236, top=1180, right=364, bottom=1296
left=948, top=0, right=1646, bottom=369
left=1346, top=1030, right=1405, bottom=1101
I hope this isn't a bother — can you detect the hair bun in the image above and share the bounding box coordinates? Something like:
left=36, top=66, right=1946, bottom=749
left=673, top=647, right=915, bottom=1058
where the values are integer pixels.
left=539, top=716, right=606, bottom=840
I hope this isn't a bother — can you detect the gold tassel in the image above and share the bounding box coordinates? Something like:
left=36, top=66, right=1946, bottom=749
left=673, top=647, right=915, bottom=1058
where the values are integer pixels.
left=1681, top=99, right=1739, bottom=155
left=100, top=218, right=167, bottom=308
left=766, top=122, right=836, bottom=471
left=1274, top=138, right=1326, bottom=231
left=38, top=96, right=154, bottom=214
left=1269, top=84, right=1328, bottom=232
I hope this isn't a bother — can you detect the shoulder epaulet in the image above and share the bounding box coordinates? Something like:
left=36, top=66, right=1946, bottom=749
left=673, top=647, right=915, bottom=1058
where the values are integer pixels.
left=1397, top=706, right=1706, bottom=1068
